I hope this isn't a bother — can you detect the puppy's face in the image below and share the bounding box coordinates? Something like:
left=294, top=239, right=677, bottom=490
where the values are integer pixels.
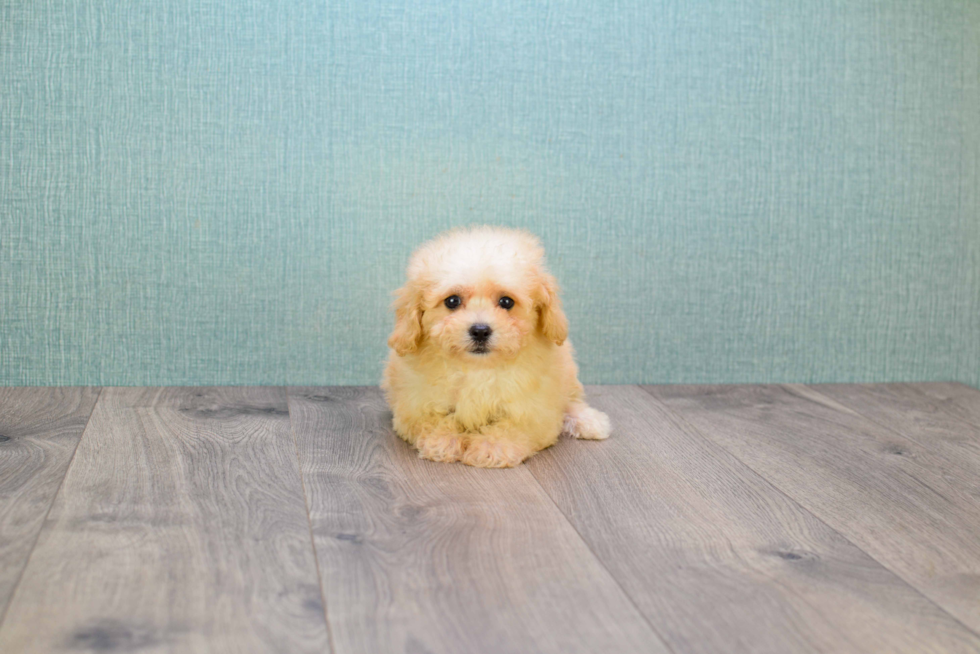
left=423, top=282, right=532, bottom=358
left=388, top=227, right=568, bottom=360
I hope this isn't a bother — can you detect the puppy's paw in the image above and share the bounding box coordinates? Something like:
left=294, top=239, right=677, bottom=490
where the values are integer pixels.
left=461, top=439, right=532, bottom=468
left=415, top=433, right=467, bottom=463
left=563, top=402, right=611, bottom=440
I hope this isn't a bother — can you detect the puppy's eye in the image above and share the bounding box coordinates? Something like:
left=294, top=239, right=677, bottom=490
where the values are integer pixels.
left=498, top=296, right=515, bottom=310
left=444, top=295, right=462, bottom=310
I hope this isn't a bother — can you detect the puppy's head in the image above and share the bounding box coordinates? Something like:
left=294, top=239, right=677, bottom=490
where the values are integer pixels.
left=388, top=226, right=568, bottom=359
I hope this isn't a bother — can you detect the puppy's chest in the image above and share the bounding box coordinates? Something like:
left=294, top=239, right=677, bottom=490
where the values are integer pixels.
left=439, top=368, right=535, bottom=425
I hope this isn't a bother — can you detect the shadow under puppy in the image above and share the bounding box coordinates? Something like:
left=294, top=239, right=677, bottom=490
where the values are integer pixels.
left=382, top=226, right=610, bottom=468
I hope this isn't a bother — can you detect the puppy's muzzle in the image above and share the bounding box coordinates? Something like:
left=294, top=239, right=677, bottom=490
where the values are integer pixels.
left=468, top=323, right=493, bottom=353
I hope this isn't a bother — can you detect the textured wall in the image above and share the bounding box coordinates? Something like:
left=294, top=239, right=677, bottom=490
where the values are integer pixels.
left=1, top=1, right=978, bottom=387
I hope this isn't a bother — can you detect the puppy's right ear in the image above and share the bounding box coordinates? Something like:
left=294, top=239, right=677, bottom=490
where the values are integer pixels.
left=387, top=282, right=425, bottom=355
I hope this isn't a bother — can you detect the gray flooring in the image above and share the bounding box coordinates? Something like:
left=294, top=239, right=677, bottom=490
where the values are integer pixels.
left=1, top=383, right=979, bottom=653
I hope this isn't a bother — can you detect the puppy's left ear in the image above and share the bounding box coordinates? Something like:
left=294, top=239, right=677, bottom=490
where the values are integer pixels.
left=535, top=271, right=568, bottom=346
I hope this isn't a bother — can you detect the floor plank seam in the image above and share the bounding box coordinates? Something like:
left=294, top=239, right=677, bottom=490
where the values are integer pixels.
left=792, top=383, right=980, bottom=512
left=801, top=384, right=976, bottom=461
left=637, top=383, right=980, bottom=641
left=524, top=444, right=680, bottom=654
left=904, top=383, right=980, bottom=430
left=0, top=386, right=103, bottom=633
left=284, top=387, right=338, bottom=654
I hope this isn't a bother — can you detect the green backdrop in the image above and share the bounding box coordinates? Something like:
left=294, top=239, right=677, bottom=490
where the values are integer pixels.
left=2, top=1, right=978, bottom=387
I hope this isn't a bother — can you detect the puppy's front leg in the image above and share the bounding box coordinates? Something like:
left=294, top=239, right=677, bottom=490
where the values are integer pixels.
left=460, top=420, right=544, bottom=468
left=393, top=414, right=468, bottom=463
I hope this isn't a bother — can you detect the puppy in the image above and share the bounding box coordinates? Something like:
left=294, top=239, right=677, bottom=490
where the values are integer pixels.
left=381, top=226, right=610, bottom=468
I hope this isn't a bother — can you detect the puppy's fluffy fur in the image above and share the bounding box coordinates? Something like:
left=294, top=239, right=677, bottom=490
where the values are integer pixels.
left=382, top=226, right=610, bottom=468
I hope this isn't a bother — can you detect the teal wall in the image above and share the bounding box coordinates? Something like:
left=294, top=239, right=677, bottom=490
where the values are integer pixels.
left=2, top=1, right=978, bottom=387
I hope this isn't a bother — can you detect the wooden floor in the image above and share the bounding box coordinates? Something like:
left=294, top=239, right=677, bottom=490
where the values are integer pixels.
left=1, top=384, right=979, bottom=653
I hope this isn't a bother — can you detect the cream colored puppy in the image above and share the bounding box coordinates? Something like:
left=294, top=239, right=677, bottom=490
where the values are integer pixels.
left=382, top=226, right=610, bottom=468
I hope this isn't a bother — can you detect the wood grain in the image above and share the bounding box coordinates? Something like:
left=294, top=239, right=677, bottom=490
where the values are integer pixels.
left=644, top=383, right=980, bottom=635
left=810, top=383, right=980, bottom=498
left=0, top=387, right=330, bottom=654
left=287, top=386, right=665, bottom=654
left=911, top=383, right=980, bottom=427
left=527, top=385, right=980, bottom=654
left=0, top=387, right=100, bottom=620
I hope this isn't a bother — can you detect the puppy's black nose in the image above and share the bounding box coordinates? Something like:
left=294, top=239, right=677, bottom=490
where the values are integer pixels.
left=469, top=323, right=492, bottom=342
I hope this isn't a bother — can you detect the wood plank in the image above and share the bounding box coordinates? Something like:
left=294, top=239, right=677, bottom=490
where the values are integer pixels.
left=287, top=386, right=665, bottom=654
left=0, top=387, right=100, bottom=620
left=644, top=383, right=980, bottom=635
left=911, top=382, right=980, bottom=429
left=0, top=387, right=331, bottom=654
left=810, top=383, right=980, bottom=497
left=528, top=385, right=980, bottom=654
